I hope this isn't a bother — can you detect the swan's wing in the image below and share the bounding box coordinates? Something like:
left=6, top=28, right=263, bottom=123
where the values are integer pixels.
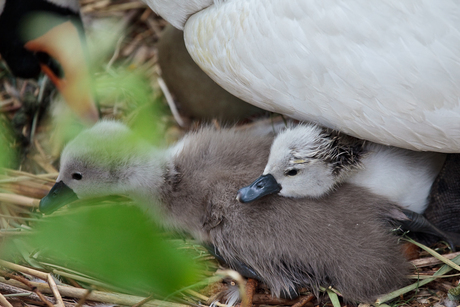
left=184, top=0, right=460, bottom=152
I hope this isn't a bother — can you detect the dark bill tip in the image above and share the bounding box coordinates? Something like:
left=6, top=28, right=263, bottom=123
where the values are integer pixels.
left=39, top=181, right=78, bottom=214
left=236, top=174, right=281, bottom=203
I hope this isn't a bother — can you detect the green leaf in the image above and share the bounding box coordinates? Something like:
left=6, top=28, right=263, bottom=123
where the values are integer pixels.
left=15, top=204, right=202, bottom=296
left=327, top=288, right=342, bottom=307
left=0, top=116, right=17, bottom=168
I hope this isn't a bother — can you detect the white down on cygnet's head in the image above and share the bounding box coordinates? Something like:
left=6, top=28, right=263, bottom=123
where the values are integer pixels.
left=243, top=124, right=446, bottom=214
left=56, top=121, right=167, bottom=203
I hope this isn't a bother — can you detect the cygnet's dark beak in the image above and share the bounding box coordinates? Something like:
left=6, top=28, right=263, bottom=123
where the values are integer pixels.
left=39, top=181, right=78, bottom=214
left=236, top=174, right=281, bottom=203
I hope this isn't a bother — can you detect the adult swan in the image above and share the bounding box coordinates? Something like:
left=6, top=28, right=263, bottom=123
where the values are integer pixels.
left=149, top=0, right=460, bottom=152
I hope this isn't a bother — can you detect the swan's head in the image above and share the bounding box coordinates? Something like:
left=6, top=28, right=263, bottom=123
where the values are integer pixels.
left=39, top=121, right=163, bottom=214
left=145, top=0, right=213, bottom=29
left=237, top=124, right=366, bottom=202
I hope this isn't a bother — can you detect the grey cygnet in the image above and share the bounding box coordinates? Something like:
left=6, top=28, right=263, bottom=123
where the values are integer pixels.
left=40, top=121, right=409, bottom=303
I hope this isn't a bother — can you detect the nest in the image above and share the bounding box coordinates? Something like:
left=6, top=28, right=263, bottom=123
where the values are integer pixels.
left=0, top=1, right=459, bottom=306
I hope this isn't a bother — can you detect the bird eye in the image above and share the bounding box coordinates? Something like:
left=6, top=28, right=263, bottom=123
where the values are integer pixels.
left=72, top=172, right=83, bottom=180
left=285, top=169, right=298, bottom=176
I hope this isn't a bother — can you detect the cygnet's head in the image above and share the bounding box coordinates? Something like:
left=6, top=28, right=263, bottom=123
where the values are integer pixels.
left=39, top=121, right=163, bottom=213
left=237, top=124, right=366, bottom=202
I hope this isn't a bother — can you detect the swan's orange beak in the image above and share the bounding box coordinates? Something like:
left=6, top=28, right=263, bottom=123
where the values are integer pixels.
left=24, top=21, right=99, bottom=125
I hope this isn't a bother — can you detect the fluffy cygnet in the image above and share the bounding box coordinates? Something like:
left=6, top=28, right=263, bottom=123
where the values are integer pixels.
left=238, top=124, right=446, bottom=214
left=40, top=121, right=409, bottom=303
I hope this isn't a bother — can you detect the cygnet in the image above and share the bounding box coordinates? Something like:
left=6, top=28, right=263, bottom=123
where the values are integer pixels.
left=40, top=121, right=411, bottom=303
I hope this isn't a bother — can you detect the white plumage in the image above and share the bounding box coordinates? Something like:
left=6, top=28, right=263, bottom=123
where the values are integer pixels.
left=144, top=0, right=460, bottom=152
left=261, top=124, right=446, bottom=213
left=45, top=0, right=80, bottom=12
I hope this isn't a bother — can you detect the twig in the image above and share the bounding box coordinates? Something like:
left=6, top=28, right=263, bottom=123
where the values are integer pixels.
left=0, top=175, right=54, bottom=184
left=95, top=2, right=147, bottom=12
left=132, top=294, right=154, bottom=307
left=107, top=36, right=125, bottom=70
left=0, top=204, right=11, bottom=228
left=63, top=276, right=83, bottom=288
left=411, top=252, right=460, bottom=268
left=0, top=98, right=15, bottom=108
left=1, top=168, right=58, bottom=181
left=243, top=278, right=257, bottom=307
left=29, top=76, right=48, bottom=144
left=0, top=269, right=54, bottom=307
left=32, top=154, right=59, bottom=173
left=0, top=193, right=40, bottom=207
left=3, top=293, right=35, bottom=297
left=0, top=280, right=43, bottom=302
left=157, top=76, right=185, bottom=127
left=246, top=294, right=299, bottom=305
left=0, top=292, right=14, bottom=307
left=404, top=238, right=460, bottom=272
left=1, top=184, right=50, bottom=200
left=52, top=269, right=115, bottom=291
left=80, top=0, right=111, bottom=13
left=184, top=289, right=207, bottom=302
left=34, top=139, right=54, bottom=172
left=408, top=273, right=460, bottom=279
left=291, top=294, right=315, bottom=307
left=0, top=277, right=190, bottom=307
left=50, top=268, right=133, bottom=294
left=0, top=261, right=65, bottom=307
left=75, top=288, right=92, bottom=307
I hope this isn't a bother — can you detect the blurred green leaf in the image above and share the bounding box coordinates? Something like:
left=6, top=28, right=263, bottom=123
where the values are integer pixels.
left=0, top=116, right=17, bottom=168
left=14, top=204, right=202, bottom=296
left=95, top=68, right=167, bottom=145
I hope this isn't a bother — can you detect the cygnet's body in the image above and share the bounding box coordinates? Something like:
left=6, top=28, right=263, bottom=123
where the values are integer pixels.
left=239, top=124, right=446, bottom=214
left=40, top=121, right=409, bottom=303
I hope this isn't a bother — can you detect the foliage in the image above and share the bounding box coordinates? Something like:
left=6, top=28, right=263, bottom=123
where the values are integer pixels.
left=1, top=12, right=198, bottom=300
left=3, top=204, right=203, bottom=297
left=0, top=116, right=17, bottom=168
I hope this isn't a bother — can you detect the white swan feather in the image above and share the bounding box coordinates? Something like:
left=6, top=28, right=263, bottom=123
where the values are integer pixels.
left=144, top=0, right=460, bottom=152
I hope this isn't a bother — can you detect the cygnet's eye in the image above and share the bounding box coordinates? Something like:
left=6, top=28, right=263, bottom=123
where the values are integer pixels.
left=72, top=172, right=83, bottom=180
left=285, top=169, right=298, bottom=176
